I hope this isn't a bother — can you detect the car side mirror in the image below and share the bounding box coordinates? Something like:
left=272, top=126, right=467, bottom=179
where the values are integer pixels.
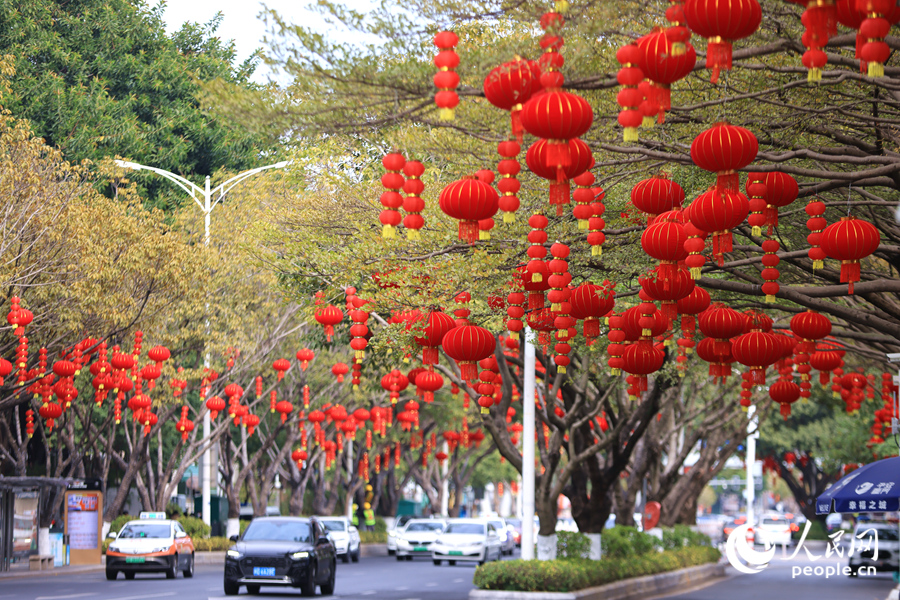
left=229, top=535, right=239, bottom=542
left=176, top=531, right=187, bottom=538
left=107, top=531, right=118, bottom=539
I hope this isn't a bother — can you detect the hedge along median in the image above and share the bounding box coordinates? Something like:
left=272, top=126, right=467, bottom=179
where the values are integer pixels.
left=473, top=546, right=721, bottom=593
left=474, top=526, right=721, bottom=593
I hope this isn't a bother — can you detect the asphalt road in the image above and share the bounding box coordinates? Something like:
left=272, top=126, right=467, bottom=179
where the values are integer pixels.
left=0, top=552, right=500, bottom=600
left=665, top=553, right=897, bottom=600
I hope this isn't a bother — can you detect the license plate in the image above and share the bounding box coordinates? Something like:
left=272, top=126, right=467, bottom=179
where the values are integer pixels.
left=414, top=546, right=428, bottom=552
left=253, top=567, right=276, bottom=577
left=125, top=557, right=145, bottom=564
left=448, top=550, right=463, bottom=555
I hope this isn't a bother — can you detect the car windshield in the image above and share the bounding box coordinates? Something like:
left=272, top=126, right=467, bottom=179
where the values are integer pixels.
left=243, top=520, right=312, bottom=543
left=445, top=523, right=484, bottom=535
left=321, top=521, right=346, bottom=532
left=406, top=523, right=443, bottom=532
left=119, top=524, right=170, bottom=539
left=506, top=519, right=521, bottom=527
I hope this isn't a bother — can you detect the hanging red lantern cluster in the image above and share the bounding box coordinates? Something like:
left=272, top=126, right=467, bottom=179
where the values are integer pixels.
left=746, top=175, right=767, bottom=236
left=483, top=58, right=541, bottom=142
left=684, top=0, right=762, bottom=83
left=805, top=197, right=827, bottom=270
left=588, top=187, right=607, bottom=258
left=176, top=406, right=194, bottom=441
left=616, top=43, right=644, bottom=142
left=731, top=311, right=780, bottom=384
left=433, top=31, right=460, bottom=120
left=836, top=0, right=900, bottom=77
left=439, top=176, right=499, bottom=244
left=821, top=215, right=880, bottom=294
left=607, top=311, right=626, bottom=375
left=675, top=286, right=710, bottom=372
left=348, top=297, right=370, bottom=362
left=497, top=140, right=522, bottom=223
left=402, top=160, right=425, bottom=240
left=791, top=0, right=836, bottom=81
left=760, top=239, right=780, bottom=302
left=572, top=168, right=596, bottom=229
left=506, top=287, right=526, bottom=340
left=475, top=169, right=496, bottom=240
left=379, top=152, right=405, bottom=239
left=414, top=310, right=456, bottom=366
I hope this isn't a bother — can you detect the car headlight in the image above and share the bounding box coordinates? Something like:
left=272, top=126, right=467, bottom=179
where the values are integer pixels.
left=291, top=551, right=309, bottom=560
left=108, top=544, right=120, bottom=553
left=226, top=550, right=242, bottom=559
left=397, top=539, right=410, bottom=546
left=388, top=531, right=396, bottom=537
left=152, top=546, right=170, bottom=554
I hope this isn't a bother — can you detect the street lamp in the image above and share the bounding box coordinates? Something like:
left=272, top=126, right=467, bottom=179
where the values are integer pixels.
left=114, top=158, right=291, bottom=528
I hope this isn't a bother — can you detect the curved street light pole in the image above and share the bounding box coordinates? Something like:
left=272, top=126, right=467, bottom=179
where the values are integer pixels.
left=114, top=159, right=291, bottom=528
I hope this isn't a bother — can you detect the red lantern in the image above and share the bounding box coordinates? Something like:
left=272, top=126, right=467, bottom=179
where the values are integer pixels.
left=631, top=175, right=684, bottom=224
left=570, top=281, right=616, bottom=340
left=314, top=304, right=343, bottom=342
left=402, top=160, right=426, bottom=240
left=759, top=172, right=799, bottom=235
left=272, top=358, right=290, bottom=381
left=483, top=58, right=542, bottom=142
left=525, top=138, right=593, bottom=213
left=640, top=265, right=694, bottom=320
left=732, top=330, right=781, bottom=384
left=687, top=187, right=749, bottom=265
left=791, top=311, right=832, bottom=352
left=684, top=0, right=762, bottom=83
left=770, top=380, right=801, bottom=419
left=439, top=177, right=499, bottom=244
left=412, top=310, right=455, bottom=365
left=276, top=400, right=294, bottom=424
left=292, top=448, right=308, bottom=469
left=148, top=345, right=170, bottom=365
left=760, top=239, right=781, bottom=302
left=699, top=304, right=747, bottom=356
left=622, top=342, right=665, bottom=393
left=690, top=122, right=758, bottom=192
left=416, top=371, right=444, bottom=403
left=588, top=190, right=607, bottom=257
left=441, top=325, right=495, bottom=382
left=636, top=28, right=697, bottom=122
left=433, top=31, right=460, bottom=120
left=641, top=209, right=688, bottom=289
left=811, top=349, right=844, bottom=385
left=820, top=215, right=880, bottom=294
left=295, top=348, right=315, bottom=370
left=331, top=362, right=349, bottom=383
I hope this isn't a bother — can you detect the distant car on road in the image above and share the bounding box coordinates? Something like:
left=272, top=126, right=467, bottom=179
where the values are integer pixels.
left=848, top=521, right=900, bottom=576
left=105, top=514, right=195, bottom=580
left=755, top=514, right=793, bottom=547
left=387, top=514, right=417, bottom=555
left=505, top=518, right=523, bottom=546
left=395, top=519, right=445, bottom=560
left=431, top=519, right=503, bottom=566
left=488, top=518, right=516, bottom=556
left=224, top=516, right=336, bottom=596
left=317, top=516, right=361, bottom=563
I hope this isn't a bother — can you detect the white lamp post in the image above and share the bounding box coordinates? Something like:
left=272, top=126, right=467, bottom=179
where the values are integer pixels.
left=114, top=159, right=290, bottom=528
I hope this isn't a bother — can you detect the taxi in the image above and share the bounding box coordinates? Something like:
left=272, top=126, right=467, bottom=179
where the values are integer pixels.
left=105, top=512, right=195, bottom=580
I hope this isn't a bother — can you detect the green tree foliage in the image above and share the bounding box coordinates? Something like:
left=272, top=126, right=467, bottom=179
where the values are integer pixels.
left=0, top=0, right=273, bottom=208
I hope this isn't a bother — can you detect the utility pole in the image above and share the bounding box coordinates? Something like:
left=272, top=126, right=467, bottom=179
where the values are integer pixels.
left=521, top=327, right=536, bottom=560
left=114, top=159, right=290, bottom=527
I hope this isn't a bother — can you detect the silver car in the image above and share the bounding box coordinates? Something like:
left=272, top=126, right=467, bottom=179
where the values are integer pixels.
left=488, top=518, right=516, bottom=556
left=395, top=519, right=445, bottom=560
left=317, top=516, right=361, bottom=563
left=431, top=519, right=503, bottom=566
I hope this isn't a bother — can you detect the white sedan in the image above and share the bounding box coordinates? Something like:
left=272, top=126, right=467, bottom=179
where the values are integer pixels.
left=754, top=514, right=792, bottom=547
left=317, top=516, right=361, bottom=562
left=431, top=519, right=503, bottom=566
left=395, top=520, right=445, bottom=560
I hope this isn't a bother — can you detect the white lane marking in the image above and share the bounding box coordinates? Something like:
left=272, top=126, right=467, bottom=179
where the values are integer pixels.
left=396, top=586, right=409, bottom=590
left=361, top=591, right=377, bottom=596
left=426, top=582, right=438, bottom=587
left=453, top=578, right=464, bottom=582
left=35, top=595, right=97, bottom=600
left=106, top=593, right=175, bottom=600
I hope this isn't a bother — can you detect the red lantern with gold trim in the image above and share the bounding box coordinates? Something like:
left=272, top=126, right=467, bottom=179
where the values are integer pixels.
left=684, top=0, right=762, bottom=83
left=821, top=215, right=880, bottom=294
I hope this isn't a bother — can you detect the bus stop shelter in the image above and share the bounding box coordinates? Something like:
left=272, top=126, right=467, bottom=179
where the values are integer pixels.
left=0, top=477, right=69, bottom=572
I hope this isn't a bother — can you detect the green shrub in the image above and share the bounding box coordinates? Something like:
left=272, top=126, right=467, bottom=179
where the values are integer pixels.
left=194, top=537, right=232, bottom=551
left=601, top=526, right=660, bottom=559
left=473, top=546, right=722, bottom=592
left=557, top=531, right=591, bottom=559
left=177, top=515, right=211, bottom=539
left=660, top=525, right=713, bottom=551
left=165, top=502, right=184, bottom=518
left=109, top=514, right=137, bottom=534
left=359, top=530, right=387, bottom=544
